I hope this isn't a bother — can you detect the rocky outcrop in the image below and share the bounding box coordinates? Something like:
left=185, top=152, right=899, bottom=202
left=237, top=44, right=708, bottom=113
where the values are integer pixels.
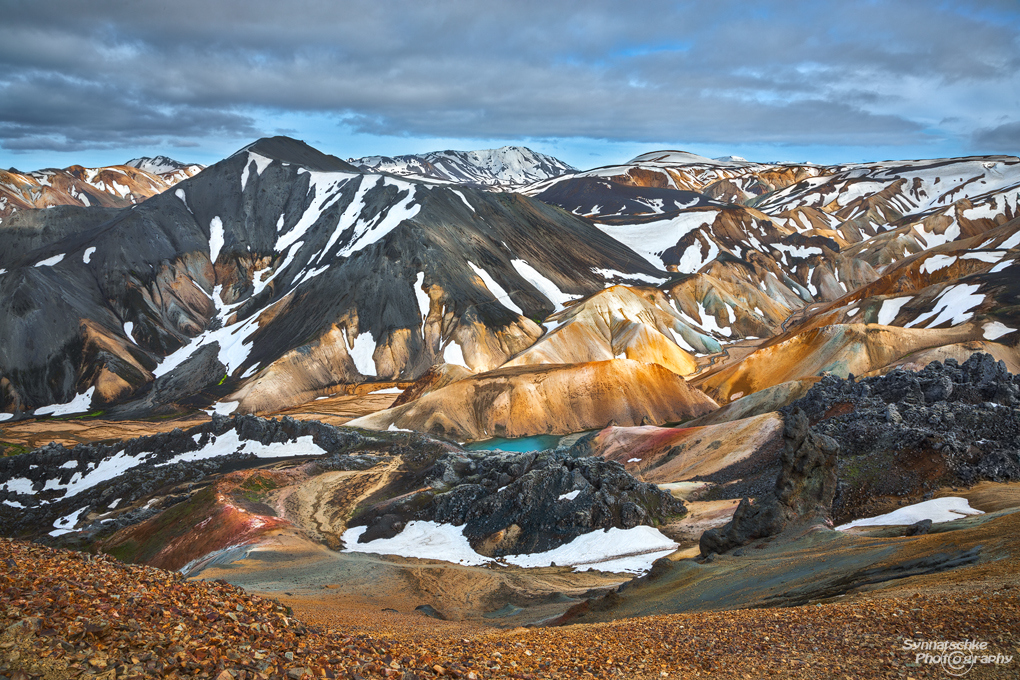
left=699, top=409, right=838, bottom=556
left=781, top=353, right=1020, bottom=520
left=352, top=447, right=687, bottom=556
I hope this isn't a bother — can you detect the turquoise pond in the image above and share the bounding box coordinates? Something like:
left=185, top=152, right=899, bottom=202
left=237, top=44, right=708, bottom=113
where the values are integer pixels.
left=463, top=434, right=562, bottom=452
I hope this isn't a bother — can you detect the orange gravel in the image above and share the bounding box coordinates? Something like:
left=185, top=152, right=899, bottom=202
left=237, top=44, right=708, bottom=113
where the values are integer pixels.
left=2, top=538, right=1019, bottom=679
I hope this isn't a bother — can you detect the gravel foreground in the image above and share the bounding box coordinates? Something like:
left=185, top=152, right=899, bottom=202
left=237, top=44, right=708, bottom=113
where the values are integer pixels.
left=2, top=538, right=1019, bottom=680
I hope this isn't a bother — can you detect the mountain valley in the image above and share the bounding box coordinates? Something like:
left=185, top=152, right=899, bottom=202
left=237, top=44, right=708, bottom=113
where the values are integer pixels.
left=2, top=138, right=1019, bottom=679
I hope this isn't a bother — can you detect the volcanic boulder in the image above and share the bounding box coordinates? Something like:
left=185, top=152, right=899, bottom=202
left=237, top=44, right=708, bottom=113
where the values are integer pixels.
left=351, top=447, right=688, bottom=556
left=699, top=408, right=838, bottom=556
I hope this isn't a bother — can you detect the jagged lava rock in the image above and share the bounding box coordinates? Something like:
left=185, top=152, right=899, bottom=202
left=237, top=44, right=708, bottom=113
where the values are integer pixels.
left=699, top=408, right=838, bottom=556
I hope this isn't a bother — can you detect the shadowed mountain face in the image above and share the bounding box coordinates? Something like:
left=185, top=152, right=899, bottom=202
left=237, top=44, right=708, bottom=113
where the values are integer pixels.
left=0, top=137, right=665, bottom=416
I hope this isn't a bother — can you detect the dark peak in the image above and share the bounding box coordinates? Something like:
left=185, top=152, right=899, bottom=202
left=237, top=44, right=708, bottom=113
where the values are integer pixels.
left=242, top=136, right=358, bottom=173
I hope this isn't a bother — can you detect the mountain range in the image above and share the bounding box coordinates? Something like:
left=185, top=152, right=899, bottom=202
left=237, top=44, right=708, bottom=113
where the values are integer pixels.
left=0, top=157, right=203, bottom=220
left=349, top=145, right=576, bottom=189
left=1, top=136, right=1019, bottom=652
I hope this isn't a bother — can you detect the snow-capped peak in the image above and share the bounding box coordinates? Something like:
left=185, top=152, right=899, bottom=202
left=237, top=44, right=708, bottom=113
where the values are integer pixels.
left=350, top=146, right=576, bottom=190
left=125, top=156, right=192, bottom=174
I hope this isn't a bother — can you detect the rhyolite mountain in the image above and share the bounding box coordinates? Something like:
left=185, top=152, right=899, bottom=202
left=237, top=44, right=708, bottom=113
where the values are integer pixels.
left=349, top=145, right=576, bottom=190
left=2, top=139, right=1019, bottom=428
left=0, top=158, right=203, bottom=220
left=0, top=137, right=667, bottom=417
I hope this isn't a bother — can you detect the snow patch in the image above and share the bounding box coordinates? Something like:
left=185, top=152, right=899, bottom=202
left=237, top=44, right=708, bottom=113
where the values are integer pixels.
left=1000, top=231, right=1020, bottom=250
left=990, top=260, right=1013, bottom=274
left=450, top=189, right=474, bottom=212
left=906, top=284, right=984, bottom=329
left=206, top=401, right=239, bottom=416
left=83, top=247, right=96, bottom=264
left=503, top=526, right=678, bottom=574
left=2, top=477, right=35, bottom=494
left=347, top=331, right=377, bottom=376
left=983, top=321, right=1017, bottom=340
left=469, top=262, right=524, bottom=315
left=443, top=339, right=469, bottom=369
left=413, top=272, right=431, bottom=324
left=876, top=296, right=913, bottom=325
left=558, top=490, right=581, bottom=502
left=175, top=188, right=190, bottom=211
left=159, top=430, right=325, bottom=467
left=36, top=387, right=95, bottom=417
left=34, top=253, right=65, bottom=267
left=836, top=497, right=983, bottom=530
left=920, top=254, right=957, bottom=274
left=961, top=251, right=1005, bottom=264
left=50, top=507, right=89, bottom=537
left=592, top=268, right=668, bottom=285
left=511, top=259, right=572, bottom=311
left=343, top=521, right=677, bottom=574
left=595, top=211, right=719, bottom=269
left=342, top=521, right=490, bottom=566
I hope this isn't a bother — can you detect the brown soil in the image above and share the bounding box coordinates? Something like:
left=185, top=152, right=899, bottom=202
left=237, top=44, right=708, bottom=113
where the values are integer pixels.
left=3, top=537, right=1019, bottom=680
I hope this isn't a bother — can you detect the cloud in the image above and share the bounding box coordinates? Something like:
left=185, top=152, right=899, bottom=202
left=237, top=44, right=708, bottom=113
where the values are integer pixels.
left=972, top=121, right=1020, bottom=152
left=0, top=0, right=1017, bottom=156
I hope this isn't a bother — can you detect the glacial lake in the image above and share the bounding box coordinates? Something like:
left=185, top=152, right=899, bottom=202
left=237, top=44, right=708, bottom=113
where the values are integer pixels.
left=464, top=434, right=562, bottom=452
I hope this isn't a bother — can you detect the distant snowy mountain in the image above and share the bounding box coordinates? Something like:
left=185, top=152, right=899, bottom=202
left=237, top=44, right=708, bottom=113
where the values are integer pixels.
left=349, top=146, right=576, bottom=190
left=125, top=156, right=197, bottom=175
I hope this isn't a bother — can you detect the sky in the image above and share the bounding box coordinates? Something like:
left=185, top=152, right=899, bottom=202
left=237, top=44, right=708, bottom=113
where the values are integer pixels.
left=1, top=0, right=1018, bottom=173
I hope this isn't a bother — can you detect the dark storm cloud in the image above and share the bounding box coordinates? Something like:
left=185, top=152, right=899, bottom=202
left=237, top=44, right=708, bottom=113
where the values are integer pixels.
left=0, top=0, right=1017, bottom=153
left=973, top=121, right=1020, bottom=150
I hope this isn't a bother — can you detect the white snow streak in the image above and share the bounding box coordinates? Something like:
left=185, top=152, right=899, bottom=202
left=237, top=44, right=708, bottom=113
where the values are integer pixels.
left=469, top=262, right=524, bottom=315
left=510, top=259, right=572, bottom=311
left=34, top=254, right=65, bottom=267
left=208, top=216, right=225, bottom=262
